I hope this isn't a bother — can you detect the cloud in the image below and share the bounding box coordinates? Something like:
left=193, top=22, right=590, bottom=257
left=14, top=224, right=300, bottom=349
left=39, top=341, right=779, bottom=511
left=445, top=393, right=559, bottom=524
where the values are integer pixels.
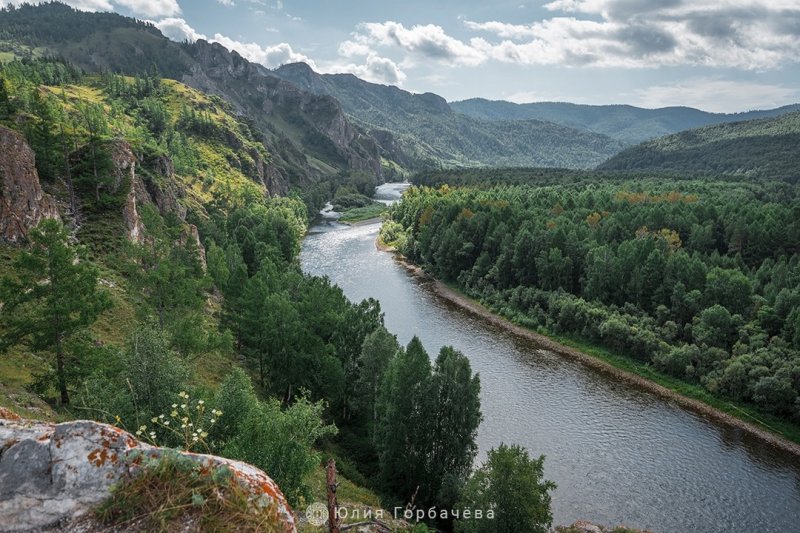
left=153, top=17, right=315, bottom=69
left=632, top=79, right=800, bottom=113
left=154, top=17, right=205, bottom=42
left=217, top=0, right=234, bottom=6
left=355, top=21, right=486, bottom=66
left=113, top=0, right=180, bottom=17
left=349, top=1, right=800, bottom=70
left=0, top=0, right=179, bottom=17
left=323, top=53, right=406, bottom=85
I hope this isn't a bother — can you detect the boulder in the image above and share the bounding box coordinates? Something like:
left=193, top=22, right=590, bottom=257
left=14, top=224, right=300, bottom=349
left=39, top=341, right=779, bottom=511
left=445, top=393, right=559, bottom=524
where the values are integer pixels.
left=0, top=412, right=296, bottom=532
left=0, top=126, right=60, bottom=243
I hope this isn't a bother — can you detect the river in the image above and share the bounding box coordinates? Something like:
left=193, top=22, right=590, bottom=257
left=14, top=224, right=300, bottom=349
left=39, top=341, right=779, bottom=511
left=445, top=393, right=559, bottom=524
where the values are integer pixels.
left=300, top=183, right=800, bottom=532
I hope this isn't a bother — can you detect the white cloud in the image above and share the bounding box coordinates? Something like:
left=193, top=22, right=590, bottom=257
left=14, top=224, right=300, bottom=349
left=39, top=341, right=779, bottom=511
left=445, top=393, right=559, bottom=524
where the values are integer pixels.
left=217, top=0, right=235, bottom=6
left=209, top=34, right=315, bottom=68
left=0, top=0, right=179, bottom=16
left=322, top=53, right=406, bottom=85
left=152, top=17, right=315, bottom=69
left=154, top=17, right=205, bottom=42
left=113, top=0, right=180, bottom=17
left=356, top=21, right=486, bottom=66
left=341, top=2, right=800, bottom=71
left=632, top=79, right=800, bottom=113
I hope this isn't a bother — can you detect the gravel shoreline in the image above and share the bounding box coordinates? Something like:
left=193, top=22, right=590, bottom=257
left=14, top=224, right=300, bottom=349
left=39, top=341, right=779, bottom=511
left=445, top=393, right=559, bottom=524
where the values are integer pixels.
left=378, top=238, right=800, bottom=458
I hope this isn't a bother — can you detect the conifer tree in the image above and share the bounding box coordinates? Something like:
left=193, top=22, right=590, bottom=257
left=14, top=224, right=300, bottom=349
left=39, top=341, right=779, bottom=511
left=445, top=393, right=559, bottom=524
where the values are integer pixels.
left=0, top=219, right=111, bottom=404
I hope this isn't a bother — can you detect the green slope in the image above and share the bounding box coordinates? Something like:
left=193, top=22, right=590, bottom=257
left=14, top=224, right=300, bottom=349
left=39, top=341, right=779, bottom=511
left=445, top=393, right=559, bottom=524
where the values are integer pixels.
left=598, top=111, right=800, bottom=181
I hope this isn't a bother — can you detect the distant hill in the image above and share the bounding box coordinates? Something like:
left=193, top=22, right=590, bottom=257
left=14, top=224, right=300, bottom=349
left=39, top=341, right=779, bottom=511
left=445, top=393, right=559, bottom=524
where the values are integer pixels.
left=0, top=2, right=383, bottom=192
left=598, top=112, right=800, bottom=181
left=273, top=63, right=626, bottom=170
left=450, top=99, right=800, bottom=145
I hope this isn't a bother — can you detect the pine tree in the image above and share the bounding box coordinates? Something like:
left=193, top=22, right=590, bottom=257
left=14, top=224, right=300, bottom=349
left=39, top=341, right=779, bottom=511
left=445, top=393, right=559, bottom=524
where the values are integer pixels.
left=0, top=219, right=111, bottom=405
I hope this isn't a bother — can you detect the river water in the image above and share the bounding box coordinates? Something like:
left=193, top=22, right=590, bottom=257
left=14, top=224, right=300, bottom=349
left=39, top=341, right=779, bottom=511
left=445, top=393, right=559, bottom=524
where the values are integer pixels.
left=300, top=183, right=800, bottom=532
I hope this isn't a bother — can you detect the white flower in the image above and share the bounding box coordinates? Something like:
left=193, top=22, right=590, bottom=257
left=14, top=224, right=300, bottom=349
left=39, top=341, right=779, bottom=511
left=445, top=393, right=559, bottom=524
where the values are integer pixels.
left=198, top=400, right=204, bottom=405
left=210, top=419, right=216, bottom=424
left=172, top=404, right=178, bottom=409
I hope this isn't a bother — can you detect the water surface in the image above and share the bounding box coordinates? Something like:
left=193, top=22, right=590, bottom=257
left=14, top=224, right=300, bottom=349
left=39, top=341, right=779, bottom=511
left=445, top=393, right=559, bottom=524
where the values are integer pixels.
left=300, top=183, right=800, bottom=532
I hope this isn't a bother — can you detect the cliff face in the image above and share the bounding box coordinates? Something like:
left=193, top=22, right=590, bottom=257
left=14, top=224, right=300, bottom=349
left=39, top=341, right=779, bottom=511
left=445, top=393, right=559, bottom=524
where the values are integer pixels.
left=183, top=41, right=383, bottom=187
left=0, top=409, right=296, bottom=532
left=0, top=126, right=60, bottom=243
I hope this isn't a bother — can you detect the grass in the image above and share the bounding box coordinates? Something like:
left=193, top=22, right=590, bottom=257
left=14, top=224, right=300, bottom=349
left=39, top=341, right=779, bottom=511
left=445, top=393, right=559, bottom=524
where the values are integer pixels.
left=338, top=203, right=388, bottom=223
left=96, top=450, right=285, bottom=533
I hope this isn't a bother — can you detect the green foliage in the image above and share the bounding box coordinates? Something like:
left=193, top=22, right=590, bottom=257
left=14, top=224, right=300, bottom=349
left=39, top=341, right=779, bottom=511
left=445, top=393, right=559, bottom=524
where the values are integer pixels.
left=387, top=180, right=800, bottom=420
left=223, top=396, right=337, bottom=506
left=455, top=444, right=555, bottom=533
left=600, top=112, right=800, bottom=181
left=0, top=219, right=111, bottom=405
left=376, top=338, right=482, bottom=511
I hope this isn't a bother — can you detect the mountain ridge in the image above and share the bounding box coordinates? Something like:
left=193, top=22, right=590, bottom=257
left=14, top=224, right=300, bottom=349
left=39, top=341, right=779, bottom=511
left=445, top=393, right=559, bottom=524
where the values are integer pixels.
left=451, top=98, right=800, bottom=144
left=273, top=62, right=626, bottom=170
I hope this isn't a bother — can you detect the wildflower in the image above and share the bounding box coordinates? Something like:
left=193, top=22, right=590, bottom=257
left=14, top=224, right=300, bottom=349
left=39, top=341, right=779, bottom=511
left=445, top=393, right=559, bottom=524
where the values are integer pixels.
left=151, top=417, right=158, bottom=423
left=171, top=411, right=178, bottom=418
left=210, top=419, right=216, bottom=424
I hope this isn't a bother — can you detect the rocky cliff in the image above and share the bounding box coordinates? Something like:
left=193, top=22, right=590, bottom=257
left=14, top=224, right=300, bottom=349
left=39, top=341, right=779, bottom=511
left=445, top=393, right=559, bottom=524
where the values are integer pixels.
left=0, top=126, right=60, bottom=243
left=184, top=41, right=382, bottom=186
left=0, top=408, right=296, bottom=532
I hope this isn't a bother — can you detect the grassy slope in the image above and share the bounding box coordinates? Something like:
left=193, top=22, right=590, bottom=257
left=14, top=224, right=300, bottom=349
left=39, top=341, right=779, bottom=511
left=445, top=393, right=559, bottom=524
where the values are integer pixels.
left=0, top=76, right=269, bottom=418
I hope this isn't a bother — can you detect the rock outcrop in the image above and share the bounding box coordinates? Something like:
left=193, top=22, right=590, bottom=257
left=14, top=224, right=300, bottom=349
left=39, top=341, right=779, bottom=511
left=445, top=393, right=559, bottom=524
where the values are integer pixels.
left=0, top=126, right=60, bottom=243
left=0, top=409, right=296, bottom=532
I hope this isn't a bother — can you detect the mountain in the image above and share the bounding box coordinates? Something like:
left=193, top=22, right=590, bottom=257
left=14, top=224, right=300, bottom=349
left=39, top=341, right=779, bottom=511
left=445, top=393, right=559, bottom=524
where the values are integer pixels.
left=450, top=99, right=800, bottom=145
left=598, top=111, right=800, bottom=181
left=273, top=62, right=626, bottom=170
left=0, top=2, right=383, bottom=195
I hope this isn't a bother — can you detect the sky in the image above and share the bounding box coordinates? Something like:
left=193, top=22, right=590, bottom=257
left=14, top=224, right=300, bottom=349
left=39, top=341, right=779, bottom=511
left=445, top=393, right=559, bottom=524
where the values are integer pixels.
left=3, top=0, right=800, bottom=112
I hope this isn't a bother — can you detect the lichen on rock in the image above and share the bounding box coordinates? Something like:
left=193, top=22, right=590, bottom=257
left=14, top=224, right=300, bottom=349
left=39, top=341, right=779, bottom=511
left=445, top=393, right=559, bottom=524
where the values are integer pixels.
left=0, top=411, right=296, bottom=532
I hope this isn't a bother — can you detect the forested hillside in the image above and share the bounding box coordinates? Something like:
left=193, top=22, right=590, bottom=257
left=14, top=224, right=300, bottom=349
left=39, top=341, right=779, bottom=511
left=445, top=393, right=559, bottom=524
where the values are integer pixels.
left=599, top=112, right=800, bottom=181
left=382, top=180, right=800, bottom=435
left=0, top=53, right=550, bottom=533
left=451, top=99, right=800, bottom=144
left=0, top=2, right=384, bottom=195
left=273, top=62, right=626, bottom=170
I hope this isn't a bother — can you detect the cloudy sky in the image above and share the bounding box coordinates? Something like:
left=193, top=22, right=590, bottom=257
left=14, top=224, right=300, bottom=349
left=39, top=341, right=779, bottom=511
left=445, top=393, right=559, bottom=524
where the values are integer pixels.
left=4, top=0, right=800, bottom=112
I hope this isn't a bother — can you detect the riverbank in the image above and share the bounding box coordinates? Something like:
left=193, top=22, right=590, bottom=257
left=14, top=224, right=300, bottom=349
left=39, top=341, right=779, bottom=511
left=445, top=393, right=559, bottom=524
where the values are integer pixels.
left=381, top=241, right=800, bottom=458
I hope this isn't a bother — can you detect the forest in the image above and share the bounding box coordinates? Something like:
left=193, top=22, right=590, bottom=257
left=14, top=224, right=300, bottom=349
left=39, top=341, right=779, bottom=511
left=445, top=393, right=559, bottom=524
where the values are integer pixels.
left=382, top=181, right=800, bottom=430
left=0, top=56, right=561, bottom=532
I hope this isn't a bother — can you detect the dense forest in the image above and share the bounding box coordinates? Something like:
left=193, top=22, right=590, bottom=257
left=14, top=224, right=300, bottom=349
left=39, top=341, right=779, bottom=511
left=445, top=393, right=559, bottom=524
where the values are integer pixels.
left=599, top=112, right=800, bottom=181
left=0, top=54, right=559, bottom=531
left=382, top=181, right=800, bottom=425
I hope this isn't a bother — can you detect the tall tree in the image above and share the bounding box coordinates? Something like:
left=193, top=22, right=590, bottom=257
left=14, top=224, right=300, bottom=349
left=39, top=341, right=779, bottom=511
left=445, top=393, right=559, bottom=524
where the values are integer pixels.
left=455, top=444, right=556, bottom=533
left=0, top=219, right=110, bottom=404
left=426, top=347, right=482, bottom=506
left=376, top=336, right=432, bottom=502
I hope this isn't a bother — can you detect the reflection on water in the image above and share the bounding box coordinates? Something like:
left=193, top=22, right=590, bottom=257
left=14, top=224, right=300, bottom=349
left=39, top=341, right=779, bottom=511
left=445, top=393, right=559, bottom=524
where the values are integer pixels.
left=300, top=186, right=800, bottom=532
